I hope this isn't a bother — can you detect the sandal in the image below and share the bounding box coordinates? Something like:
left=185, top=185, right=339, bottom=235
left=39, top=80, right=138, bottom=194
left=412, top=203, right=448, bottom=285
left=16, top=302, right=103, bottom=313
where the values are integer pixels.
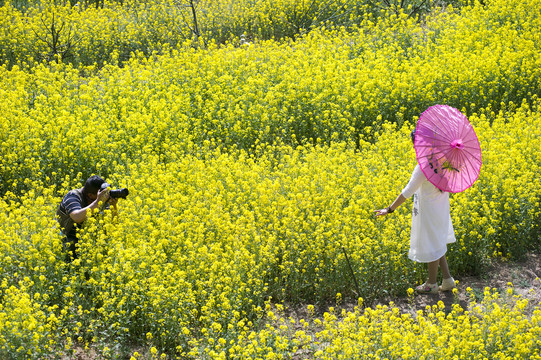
left=415, top=282, right=439, bottom=294
left=439, top=277, right=456, bottom=292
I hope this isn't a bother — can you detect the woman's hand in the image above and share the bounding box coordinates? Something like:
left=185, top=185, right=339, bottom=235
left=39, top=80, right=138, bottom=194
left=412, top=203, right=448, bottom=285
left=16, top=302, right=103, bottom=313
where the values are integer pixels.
left=373, top=208, right=392, bottom=217
left=373, top=194, right=406, bottom=217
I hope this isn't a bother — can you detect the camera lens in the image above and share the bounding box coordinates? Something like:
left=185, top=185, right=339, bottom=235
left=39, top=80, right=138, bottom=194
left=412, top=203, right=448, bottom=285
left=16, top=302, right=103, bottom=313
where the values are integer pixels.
left=110, top=188, right=129, bottom=199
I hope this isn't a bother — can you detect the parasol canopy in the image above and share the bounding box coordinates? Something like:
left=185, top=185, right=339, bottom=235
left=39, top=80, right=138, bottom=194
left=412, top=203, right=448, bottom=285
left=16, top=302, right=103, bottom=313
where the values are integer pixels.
left=414, top=105, right=482, bottom=193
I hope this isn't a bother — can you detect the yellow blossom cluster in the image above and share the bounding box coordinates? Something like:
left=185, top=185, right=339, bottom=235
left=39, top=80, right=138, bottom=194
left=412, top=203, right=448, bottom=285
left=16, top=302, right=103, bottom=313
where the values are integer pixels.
left=230, top=288, right=541, bottom=359
left=0, top=0, right=540, bottom=119
left=0, top=0, right=540, bottom=358
left=1, top=0, right=541, bottom=192
left=0, top=101, right=539, bottom=357
left=0, top=0, right=363, bottom=68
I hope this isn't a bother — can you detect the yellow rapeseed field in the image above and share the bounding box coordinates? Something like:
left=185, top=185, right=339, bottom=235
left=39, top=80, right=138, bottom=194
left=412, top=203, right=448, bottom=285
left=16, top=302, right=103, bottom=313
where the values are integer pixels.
left=0, top=0, right=540, bottom=358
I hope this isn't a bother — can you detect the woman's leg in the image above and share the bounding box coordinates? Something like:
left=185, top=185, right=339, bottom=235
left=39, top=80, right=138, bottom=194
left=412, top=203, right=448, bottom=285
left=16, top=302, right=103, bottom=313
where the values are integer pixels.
left=428, top=255, right=452, bottom=283
left=427, top=255, right=451, bottom=283
left=439, top=255, right=451, bottom=279
left=419, top=255, right=454, bottom=292
left=427, top=259, right=439, bottom=284
left=439, top=255, right=456, bottom=290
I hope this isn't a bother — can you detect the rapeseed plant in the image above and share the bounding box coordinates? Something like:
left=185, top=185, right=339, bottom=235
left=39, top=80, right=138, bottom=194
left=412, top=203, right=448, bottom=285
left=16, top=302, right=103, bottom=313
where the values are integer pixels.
left=0, top=0, right=540, bottom=358
left=0, top=100, right=539, bottom=357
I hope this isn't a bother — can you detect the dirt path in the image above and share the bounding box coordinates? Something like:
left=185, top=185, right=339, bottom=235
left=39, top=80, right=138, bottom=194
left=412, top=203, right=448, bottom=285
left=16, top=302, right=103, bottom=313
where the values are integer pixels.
left=284, top=252, right=541, bottom=321
left=390, top=252, right=541, bottom=316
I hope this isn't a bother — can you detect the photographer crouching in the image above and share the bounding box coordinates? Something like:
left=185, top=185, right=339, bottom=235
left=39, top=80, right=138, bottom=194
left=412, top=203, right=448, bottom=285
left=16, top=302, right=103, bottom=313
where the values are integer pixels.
left=56, top=175, right=128, bottom=261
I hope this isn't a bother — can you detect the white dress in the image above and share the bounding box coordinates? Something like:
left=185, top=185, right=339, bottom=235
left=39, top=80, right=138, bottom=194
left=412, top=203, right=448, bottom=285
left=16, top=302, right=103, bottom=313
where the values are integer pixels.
left=401, top=164, right=456, bottom=263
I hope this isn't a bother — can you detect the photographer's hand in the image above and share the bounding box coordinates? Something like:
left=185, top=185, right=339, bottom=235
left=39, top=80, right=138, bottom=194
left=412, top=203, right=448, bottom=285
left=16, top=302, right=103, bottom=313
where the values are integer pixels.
left=96, top=188, right=110, bottom=204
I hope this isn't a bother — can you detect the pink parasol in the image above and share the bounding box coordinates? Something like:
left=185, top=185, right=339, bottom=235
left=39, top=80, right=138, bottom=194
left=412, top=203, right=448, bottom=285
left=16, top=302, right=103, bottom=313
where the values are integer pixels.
left=414, top=105, right=482, bottom=193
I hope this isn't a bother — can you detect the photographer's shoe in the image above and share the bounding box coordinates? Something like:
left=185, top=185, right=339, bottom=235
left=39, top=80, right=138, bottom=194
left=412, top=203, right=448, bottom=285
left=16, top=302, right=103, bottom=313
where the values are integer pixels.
left=415, top=282, right=439, bottom=294
left=439, top=277, right=456, bottom=292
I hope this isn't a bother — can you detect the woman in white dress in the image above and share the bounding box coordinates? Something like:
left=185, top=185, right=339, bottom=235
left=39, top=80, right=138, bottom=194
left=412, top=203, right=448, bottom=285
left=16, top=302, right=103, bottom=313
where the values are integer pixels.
left=374, top=130, right=456, bottom=294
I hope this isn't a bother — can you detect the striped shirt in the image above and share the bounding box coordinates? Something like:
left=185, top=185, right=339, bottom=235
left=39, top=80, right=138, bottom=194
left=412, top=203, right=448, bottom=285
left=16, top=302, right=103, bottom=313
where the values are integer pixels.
left=56, top=188, right=87, bottom=238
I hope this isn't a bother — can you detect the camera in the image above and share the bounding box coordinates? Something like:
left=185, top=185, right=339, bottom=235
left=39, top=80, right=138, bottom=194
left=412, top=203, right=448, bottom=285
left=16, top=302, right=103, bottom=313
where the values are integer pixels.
left=101, top=182, right=129, bottom=199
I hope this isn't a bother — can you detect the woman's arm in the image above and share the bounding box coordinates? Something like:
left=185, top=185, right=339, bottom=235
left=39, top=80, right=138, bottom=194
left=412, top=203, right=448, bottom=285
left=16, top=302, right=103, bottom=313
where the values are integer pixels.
left=374, top=194, right=407, bottom=217
left=374, top=165, right=425, bottom=217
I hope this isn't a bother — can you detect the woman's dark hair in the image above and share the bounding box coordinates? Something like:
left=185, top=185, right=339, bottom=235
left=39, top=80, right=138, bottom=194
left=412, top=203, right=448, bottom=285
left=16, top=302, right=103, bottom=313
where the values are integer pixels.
left=410, top=129, right=416, bottom=143
left=83, top=175, right=105, bottom=195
